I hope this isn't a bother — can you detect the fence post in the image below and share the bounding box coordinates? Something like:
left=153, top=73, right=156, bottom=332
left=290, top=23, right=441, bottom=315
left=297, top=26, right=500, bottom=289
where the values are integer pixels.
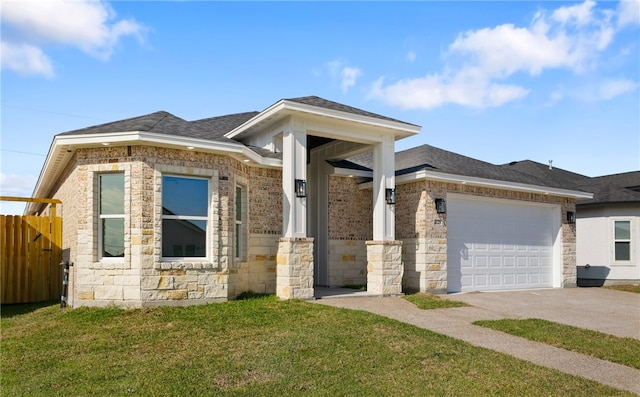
left=60, top=261, right=73, bottom=308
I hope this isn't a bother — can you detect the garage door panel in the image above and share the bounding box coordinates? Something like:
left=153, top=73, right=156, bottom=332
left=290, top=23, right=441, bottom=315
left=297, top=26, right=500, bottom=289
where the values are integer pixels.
left=447, top=197, right=555, bottom=293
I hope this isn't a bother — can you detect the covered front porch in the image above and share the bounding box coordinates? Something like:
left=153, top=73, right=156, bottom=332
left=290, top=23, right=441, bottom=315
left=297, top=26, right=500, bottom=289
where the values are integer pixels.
left=225, top=97, right=420, bottom=300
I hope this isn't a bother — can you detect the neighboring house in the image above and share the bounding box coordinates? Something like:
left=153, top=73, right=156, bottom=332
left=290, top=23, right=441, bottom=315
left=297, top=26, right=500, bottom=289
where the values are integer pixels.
left=28, top=96, right=592, bottom=308
left=503, top=161, right=640, bottom=285
left=575, top=172, right=640, bottom=285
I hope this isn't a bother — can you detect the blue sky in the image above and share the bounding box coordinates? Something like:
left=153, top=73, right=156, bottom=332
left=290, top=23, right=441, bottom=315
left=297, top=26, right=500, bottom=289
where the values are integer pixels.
left=1, top=0, right=639, bottom=215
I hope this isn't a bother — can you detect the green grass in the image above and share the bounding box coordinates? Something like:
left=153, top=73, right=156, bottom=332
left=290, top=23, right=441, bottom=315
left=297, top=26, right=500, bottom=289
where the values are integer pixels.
left=474, top=318, right=640, bottom=369
left=605, top=284, right=640, bottom=294
left=340, top=284, right=367, bottom=291
left=1, top=298, right=634, bottom=396
left=403, top=292, right=469, bottom=310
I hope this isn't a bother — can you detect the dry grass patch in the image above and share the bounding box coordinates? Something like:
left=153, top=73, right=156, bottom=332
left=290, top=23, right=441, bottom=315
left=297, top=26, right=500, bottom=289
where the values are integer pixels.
left=605, top=284, right=640, bottom=294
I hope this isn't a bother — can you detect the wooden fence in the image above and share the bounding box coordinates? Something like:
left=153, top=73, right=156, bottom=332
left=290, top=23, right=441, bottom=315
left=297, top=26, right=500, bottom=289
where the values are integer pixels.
left=1, top=197, right=62, bottom=304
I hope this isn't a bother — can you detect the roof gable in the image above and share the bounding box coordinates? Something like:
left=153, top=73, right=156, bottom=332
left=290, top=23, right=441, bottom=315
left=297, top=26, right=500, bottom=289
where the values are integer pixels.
left=286, top=96, right=417, bottom=126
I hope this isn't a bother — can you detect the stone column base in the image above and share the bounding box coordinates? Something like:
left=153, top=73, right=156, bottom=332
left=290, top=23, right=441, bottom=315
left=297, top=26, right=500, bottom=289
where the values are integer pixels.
left=366, top=240, right=403, bottom=296
left=276, top=237, right=314, bottom=300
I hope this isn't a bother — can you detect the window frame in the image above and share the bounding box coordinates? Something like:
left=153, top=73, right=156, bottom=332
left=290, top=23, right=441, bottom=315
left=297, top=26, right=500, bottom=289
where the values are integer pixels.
left=161, top=174, right=210, bottom=261
left=235, top=184, right=247, bottom=261
left=98, top=172, right=125, bottom=261
left=613, top=219, right=632, bottom=262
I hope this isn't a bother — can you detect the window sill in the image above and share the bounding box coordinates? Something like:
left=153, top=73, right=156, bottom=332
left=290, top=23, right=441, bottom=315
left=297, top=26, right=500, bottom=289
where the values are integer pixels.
left=156, top=262, right=220, bottom=271
left=90, top=260, right=128, bottom=270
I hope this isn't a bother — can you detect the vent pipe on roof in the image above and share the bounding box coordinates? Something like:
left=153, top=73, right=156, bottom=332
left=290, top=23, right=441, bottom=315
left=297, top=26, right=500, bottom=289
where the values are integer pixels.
left=548, top=160, right=553, bottom=170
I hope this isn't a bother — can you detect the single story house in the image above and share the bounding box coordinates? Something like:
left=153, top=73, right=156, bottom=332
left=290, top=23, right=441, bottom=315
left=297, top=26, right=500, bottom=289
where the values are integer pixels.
left=28, top=96, right=593, bottom=307
left=503, top=161, right=640, bottom=285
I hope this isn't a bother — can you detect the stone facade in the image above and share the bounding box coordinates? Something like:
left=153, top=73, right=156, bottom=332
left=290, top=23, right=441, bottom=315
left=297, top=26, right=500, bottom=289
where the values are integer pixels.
left=44, top=144, right=579, bottom=307
left=276, top=237, right=314, bottom=300
left=366, top=240, right=403, bottom=295
left=327, top=240, right=367, bottom=286
left=47, top=146, right=283, bottom=307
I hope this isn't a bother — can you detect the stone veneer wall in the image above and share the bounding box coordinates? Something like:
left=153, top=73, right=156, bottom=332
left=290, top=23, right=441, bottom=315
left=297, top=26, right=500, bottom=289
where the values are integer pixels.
left=327, top=240, right=367, bottom=286
left=396, top=179, right=577, bottom=293
left=327, top=175, right=372, bottom=286
left=47, top=154, right=82, bottom=306
left=276, top=237, right=314, bottom=299
left=46, top=145, right=282, bottom=307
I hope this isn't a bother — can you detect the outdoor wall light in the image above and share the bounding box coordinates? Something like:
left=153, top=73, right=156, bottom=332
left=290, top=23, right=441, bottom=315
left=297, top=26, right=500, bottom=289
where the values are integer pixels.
left=435, top=198, right=446, bottom=214
left=385, top=188, right=396, bottom=205
left=567, top=211, right=576, bottom=224
left=295, top=179, right=307, bottom=198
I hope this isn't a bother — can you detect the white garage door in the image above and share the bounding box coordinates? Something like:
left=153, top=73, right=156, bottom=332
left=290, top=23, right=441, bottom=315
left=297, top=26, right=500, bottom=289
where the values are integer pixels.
left=447, top=196, right=556, bottom=293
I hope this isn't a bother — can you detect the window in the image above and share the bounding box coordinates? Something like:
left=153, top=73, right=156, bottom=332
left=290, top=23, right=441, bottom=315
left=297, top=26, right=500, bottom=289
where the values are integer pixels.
left=235, top=185, right=247, bottom=260
left=614, top=220, right=631, bottom=261
left=99, top=173, right=125, bottom=258
left=162, top=176, right=208, bottom=258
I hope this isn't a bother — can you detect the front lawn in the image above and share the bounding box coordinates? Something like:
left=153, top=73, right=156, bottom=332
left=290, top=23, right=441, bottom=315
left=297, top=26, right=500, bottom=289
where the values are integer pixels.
left=474, top=318, right=640, bottom=369
left=1, top=297, right=634, bottom=396
left=403, top=292, right=469, bottom=310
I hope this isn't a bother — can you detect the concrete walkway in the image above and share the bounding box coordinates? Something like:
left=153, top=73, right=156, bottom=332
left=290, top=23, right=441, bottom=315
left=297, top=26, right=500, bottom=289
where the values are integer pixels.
left=313, top=288, right=640, bottom=395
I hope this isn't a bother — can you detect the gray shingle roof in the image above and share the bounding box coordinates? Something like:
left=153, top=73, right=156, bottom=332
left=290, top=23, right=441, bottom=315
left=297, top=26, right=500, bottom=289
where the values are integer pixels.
left=501, top=160, right=591, bottom=187
left=349, top=144, right=581, bottom=191
left=575, top=171, right=640, bottom=206
left=286, top=96, right=418, bottom=126
left=191, top=111, right=259, bottom=138
left=57, top=110, right=248, bottom=145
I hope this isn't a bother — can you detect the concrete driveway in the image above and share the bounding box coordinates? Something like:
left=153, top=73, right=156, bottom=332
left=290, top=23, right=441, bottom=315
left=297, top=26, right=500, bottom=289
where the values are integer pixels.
left=314, top=287, right=640, bottom=394
left=441, top=288, right=640, bottom=339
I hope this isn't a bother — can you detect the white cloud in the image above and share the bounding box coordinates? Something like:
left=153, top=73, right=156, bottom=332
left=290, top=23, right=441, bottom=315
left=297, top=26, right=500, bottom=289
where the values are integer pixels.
left=0, top=42, right=54, bottom=77
left=327, top=60, right=362, bottom=93
left=369, top=71, right=529, bottom=110
left=595, top=78, right=639, bottom=100
left=406, top=51, right=416, bottom=62
left=617, top=0, right=640, bottom=27
left=1, top=0, right=146, bottom=77
left=552, top=0, right=597, bottom=26
left=341, top=66, right=362, bottom=93
left=0, top=173, right=37, bottom=197
left=370, top=0, right=636, bottom=110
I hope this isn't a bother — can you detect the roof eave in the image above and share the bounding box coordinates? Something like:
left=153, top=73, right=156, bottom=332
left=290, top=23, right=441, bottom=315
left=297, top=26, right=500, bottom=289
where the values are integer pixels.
left=28, top=131, right=280, bottom=214
left=224, top=99, right=421, bottom=141
left=358, top=169, right=594, bottom=199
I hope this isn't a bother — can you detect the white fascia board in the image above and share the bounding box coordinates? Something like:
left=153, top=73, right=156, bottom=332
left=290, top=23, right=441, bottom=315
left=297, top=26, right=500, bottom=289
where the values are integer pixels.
left=28, top=131, right=280, bottom=213
left=225, top=101, right=286, bottom=139
left=360, top=169, right=594, bottom=199
left=56, top=131, right=246, bottom=153
left=225, top=99, right=421, bottom=140
left=282, top=100, right=421, bottom=136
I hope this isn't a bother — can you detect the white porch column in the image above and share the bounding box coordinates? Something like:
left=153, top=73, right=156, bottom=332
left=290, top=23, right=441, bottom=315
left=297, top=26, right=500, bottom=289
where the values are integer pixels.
left=282, top=119, right=307, bottom=237
left=368, top=135, right=403, bottom=296
left=372, top=135, right=395, bottom=241
left=278, top=118, right=314, bottom=300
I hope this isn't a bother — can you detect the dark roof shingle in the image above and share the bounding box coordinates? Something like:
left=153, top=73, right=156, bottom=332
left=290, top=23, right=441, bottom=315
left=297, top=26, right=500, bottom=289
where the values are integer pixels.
left=575, top=171, right=640, bottom=206
left=349, top=145, right=583, bottom=191
left=286, top=96, right=418, bottom=126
